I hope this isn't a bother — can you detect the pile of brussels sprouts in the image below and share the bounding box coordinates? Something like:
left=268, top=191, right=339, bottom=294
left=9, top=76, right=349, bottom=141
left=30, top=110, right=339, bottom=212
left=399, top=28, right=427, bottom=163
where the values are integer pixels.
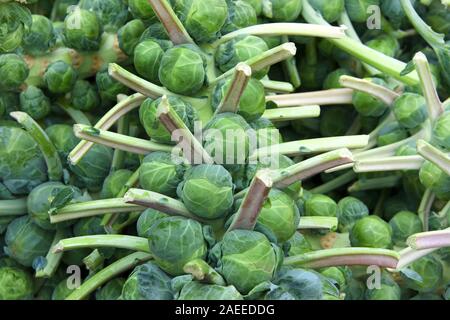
left=0, top=0, right=449, bottom=301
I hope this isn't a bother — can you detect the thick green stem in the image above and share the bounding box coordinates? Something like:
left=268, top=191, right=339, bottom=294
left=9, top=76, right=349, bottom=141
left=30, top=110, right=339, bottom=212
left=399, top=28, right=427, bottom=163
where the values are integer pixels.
left=339, top=76, right=400, bottom=105
left=83, top=249, right=105, bottom=272
left=309, top=170, right=357, bottom=194
left=263, top=106, right=320, bottom=122
left=354, top=156, right=424, bottom=172
left=110, top=96, right=130, bottom=172
left=261, top=79, right=295, bottom=93
left=35, top=229, right=69, bottom=278
left=0, top=198, right=27, bottom=216
left=418, top=188, right=435, bottom=232
left=417, top=140, right=450, bottom=175
left=56, top=100, right=92, bottom=125
left=10, top=111, right=63, bottom=181
left=394, top=247, right=438, bottom=270
left=298, top=217, right=338, bottom=231
left=266, top=88, right=354, bottom=107
left=183, top=259, right=226, bottom=286
left=53, top=235, right=150, bottom=254
left=407, top=228, right=450, bottom=250
left=348, top=175, right=402, bottom=193
left=66, top=252, right=152, bottom=300
left=281, top=36, right=301, bottom=88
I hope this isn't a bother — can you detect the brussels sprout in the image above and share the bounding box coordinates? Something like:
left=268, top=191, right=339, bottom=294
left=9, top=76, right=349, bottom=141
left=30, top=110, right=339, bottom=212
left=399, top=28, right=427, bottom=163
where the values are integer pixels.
left=250, top=117, right=283, bottom=147
left=121, top=262, right=173, bottom=300
left=432, top=112, right=450, bottom=150
left=0, top=54, right=29, bottom=91
left=323, top=68, right=352, bottom=89
left=28, top=181, right=90, bottom=230
left=96, top=69, right=130, bottom=105
left=380, top=0, right=406, bottom=29
left=392, top=93, right=428, bottom=129
left=222, top=0, right=257, bottom=34
left=45, top=124, right=80, bottom=160
left=366, top=34, right=400, bottom=58
left=22, top=15, right=55, bottom=56
left=0, top=92, right=18, bottom=118
left=177, top=164, right=234, bottom=219
left=19, top=85, right=51, bottom=120
left=345, top=0, right=380, bottom=23
left=419, top=161, right=450, bottom=200
left=215, top=35, right=269, bottom=77
left=425, top=1, right=450, bottom=35
left=70, top=80, right=100, bottom=112
left=175, top=279, right=243, bottom=300
left=309, top=0, right=344, bottom=23
left=140, top=23, right=171, bottom=43
left=345, top=278, right=366, bottom=300
left=63, top=7, right=101, bottom=51
left=402, top=256, right=443, bottom=293
left=285, top=232, right=312, bottom=256
left=117, top=19, right=146, bottom=56
left=377, top=122, right=408, bottom=147
left=52, top=278, right=75, bottom=300
left=100, top=169, right=133, bottom=199
left=365, top=272, right=401, bottom=300
left=4, top=216, right=54, bottom=267
left=128, top=0, right=156, bottom=21
left=264, top=0, right=302, bottom=22
left=134, top=40, right=165, bottom=84
left=337, top=196, right=369, bottom=232
left=0, top=125, right=47, bottom=195
left=241, top=0, right=263, bottom=15
left=320, top=267, right=348, bottom=292
left=349, top=216, right=392, bottom=249
left=212, top=78, right=266, bottom=121
left=136, top=208, right=168, bottom=238
left=352, top=78, right=389, bottom=117
left=148, top=216, right=208, bottom=275
left=139, top=96, right=198, bottom=144
left=389, top=211, right=422, bottom=247
left=96, top=278, right=125, bottom=300
left=304, top=194, right=338, bottom=217
left=139, top=152, right=187, bottom=197
left=0, top=267, right=34, bottom=300
left=299, top=58, right=334, bottom=91
left=320, top=106, right=356, bottom=137
left=0, top=2, right=32, bottom=53
left=43, top=61, right=77, bottom=95
left=203, top=113, right=251, bottom=167
left=210, top=229, right=281, bottom=294
left=173, top=0, right=228, bottom=43
left=79, top=0, right=128, bottom=32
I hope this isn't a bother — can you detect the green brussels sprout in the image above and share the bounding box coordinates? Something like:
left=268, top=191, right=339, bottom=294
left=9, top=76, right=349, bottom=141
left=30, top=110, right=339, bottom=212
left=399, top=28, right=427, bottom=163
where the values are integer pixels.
left=139, top=23, right=171, bottom=43
left=0, top=92, right=19, bottom=118
left=139, top=96, right=197, bottom=144
left=148, top=216, right=208, bottom=275
left=380, top=0, right=406, bottom=29
left=366, top=34, right=400, bottom=58
left=323, top=68, right=352, bottom=89
left=377, top=122, right=408, bottom=146
left=425, top=1, right=450, bottom=35
left=70, top=80, right=100, bottom=112
left=158, top=45, right=206, bottom=95
left=320, top=106, right=356, bottom=137
left=52, top=279, right=75, bottom=300
left=0, top=54, right=29, bottom=91
left=128, top=0, right=156, bottom=21
left=389, top=211, right=422, bottom=247
left=419, top=161, right=450, bottom=200
left=215, top=35, right=269, bottom=77
left=19, top=85, right=51, bottom=120
left=63, top=7, right=101, bottom=51
left=174, top=279, right=243, bottom=300
left=309, top=0, right=345, bottom=23
left=134, top=40, right=165, bottom=84
left=43, top=60, right=77, bottom=95
left=402, top=256, right=443, bottom=293
left=22, top=15, right=55, bottom=56
left=177, top=164, right=234, bottom=219
left=392, top=93, right=428, bottom=129
left=45, top=124, right=80, bottom=160
left=212, top=78, right=266, bottom=121
left=173, top=0, right=228, bottom=43
left=337, top=196, right=369, bottom=232
left=365, top=272, right=401, bottom=300
left=139, top=152, right=187, bottom=197
left=210, top=229, right=282, bottom=294
left=4, top=216, right=54, bottom=267
left=320, top=267, right=348, bottom=292
left=121, top=262, right=173, bottom=300
left=264, top=0, right=302, bottom=22
left=117, top=19, right=146, bottom=56
left=69, top=144, right=113, bottom=192
left=96, top=278, right=125, bottom=300
left=0, top=125, right=47, bottom=195
left=345, top=278, right=366, bottom=300
left=349, top=215, right=392, bottom=249
left=284, top=232, right=312, bottom=256
left=136, top=208, right=168, bottom=238
left=28, top=181, right=90, bottom=230
left=203, top=113, right=251, bottom=167
left=345, top=0, right=380, bottom=23
left=432, top=112, right=450, bottom=150
left=0, top=2, right=32, bottom=53
left=0, top=267, right=34, bottom=300
left=304, top=194, right=338, bottom=217
left=96, top=69, right=130, bottom=105
left=352, top=78, right=390, bottom=117
left=79, top=0, right=128, bottom=32
left=221, top=0, right=257, bottom=34
left=299, top=58, right=334, bottom=91
left=249, top=117, right=283, bottom=147
left=100, top=169, right=133, bottom=199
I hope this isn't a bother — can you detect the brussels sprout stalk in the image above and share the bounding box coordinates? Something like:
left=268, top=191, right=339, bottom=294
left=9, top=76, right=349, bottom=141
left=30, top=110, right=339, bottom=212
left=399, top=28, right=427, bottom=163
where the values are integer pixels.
left=53, top=235, right=151, bottom=254
left=0, top=198, right=27, bottom=216
left=417, top=140, right=450, bottom=175
left=110, top=95, right=130, bottom=172
left=227, top=170, right=273, bottom=232
left=394, top=246, right=438, bottom=270
left=83, top=249, right=105, bottom=272
left=10, top=111, right=63, bottom=181
left=73, top=124, right=173, bottom=155
left=309, top=170, right=357, bottom=194
left=407, top=228, right=450, bottom=250
left=297, top=217, right=338, bottom=230
left=354, top=156, right=425, bottom=173
left=281, top=35, right=301, bottom=88
left=262, top=106, right=321, bottom=122
left=183, top=259, right=226, bottom=286
left=260, top=79, right=295, bottom=93
left=35, top=229, right=69, bottom=278
left=418, top=188, right=435, bottom=232
left=56, top=100, right=92, bottom=126
left=339, top=76, right=400, bottom=105
left=266, top=88, right=354, bottom=107
left=49, top=198, right=145, bottom=224
left=215, top=63, right=252, bottom=115
left=66, top=252, right=152, bottom=300
left=348, top=175, right=401, bottom=193
left=157, top=96, right=214, bottom=164
left=284, top=247, right=399, bottom=269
